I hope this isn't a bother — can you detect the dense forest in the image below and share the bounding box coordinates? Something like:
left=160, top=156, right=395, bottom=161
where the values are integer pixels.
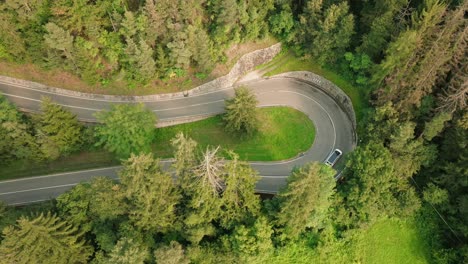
left=0, top=0, right=467, bottom=263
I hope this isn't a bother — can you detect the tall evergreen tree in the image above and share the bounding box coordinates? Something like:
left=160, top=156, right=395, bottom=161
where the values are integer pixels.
left=336, top=142, right=420, bottom=228
left=0, top=213, right=92, bottom=264
left=171, top=132, right=198, bottom=189
left=276, top=162, right=336, bottom=239
left=183, top=146, right=224, bottom=244
left=219, top=151, right=261, bottom=228
left=94, top=103, right=156, bottom=158
left=224, top=86, right=258, bottom=136
left=106, top=237, right=149, bottom=264
left=35, top=97, right=84, bottom=160
left=154, top=241, right=190, bottom=264
left=120, top=153, right=180, bottom=233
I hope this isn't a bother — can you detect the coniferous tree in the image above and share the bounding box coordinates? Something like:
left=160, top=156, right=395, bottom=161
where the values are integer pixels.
left=171, top=132, right=198, bottom=189
left=44, top=22, right=76, bottom=67
left=35, top=97, right=84, bottom=160
left=276, top=162, right=336, bottom=239
left=183, top=146, right=224, bottom=244
left=106, top=237, right=149, bottom=264
left=311, top=2, right=354, bottom=65
left=119, top=153, right=180, bottom=233
left=94, top=103, right=156, bottom=158
left=154, top=241, right=190, bottom=264
left=224, top=86, right=258, bottom=136
left=0, top=213, right=92, bottom=264
left=219, top=151, right=261, bottom=228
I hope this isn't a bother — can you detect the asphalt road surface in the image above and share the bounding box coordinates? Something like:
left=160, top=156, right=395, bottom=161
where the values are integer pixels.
left=0, top=77, right=355, bottom=205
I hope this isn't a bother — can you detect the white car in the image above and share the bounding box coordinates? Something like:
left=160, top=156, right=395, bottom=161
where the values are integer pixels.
left=325, top=149, right=342, bottom=166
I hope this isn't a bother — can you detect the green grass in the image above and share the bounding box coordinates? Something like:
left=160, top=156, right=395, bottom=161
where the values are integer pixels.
left=0, top=150, right=119, bottom=181
left=268, top=219, right=431, bottom=264
left=263, top=52, right=367, bottom=121
left=1, top=107, right=314, bottom=180
left=153, top=107, right=315, bottom=161
left=353, top=219, right=431, bottom=264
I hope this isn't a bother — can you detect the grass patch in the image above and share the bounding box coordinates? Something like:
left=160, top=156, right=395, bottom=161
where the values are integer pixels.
left=153, top=107, right=315, bottom=161
left=268, top=219, right=431, bottom=264
left=0, top=150, right=119, bottom=181
left=353, top=219, right=431, bottom=264
left=1, top=106, right=313, bottom=180
left=263, top=52, right=367, bottom=121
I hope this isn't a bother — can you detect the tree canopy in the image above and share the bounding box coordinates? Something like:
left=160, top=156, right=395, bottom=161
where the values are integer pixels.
left=94, top=103, right=156, bottom=158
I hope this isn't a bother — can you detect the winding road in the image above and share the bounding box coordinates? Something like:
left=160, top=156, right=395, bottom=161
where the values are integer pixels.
left=0, top=76, right=356, bottom=205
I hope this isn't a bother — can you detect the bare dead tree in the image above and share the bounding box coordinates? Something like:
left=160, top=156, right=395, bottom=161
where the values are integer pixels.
left=193, top=146, right=224, bottom=193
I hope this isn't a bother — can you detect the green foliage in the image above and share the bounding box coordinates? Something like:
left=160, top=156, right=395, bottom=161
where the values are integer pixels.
left=94, top=103, right=156, bottom=158
left=336, top=142, right=420, bottom=227
left=269, top=5, right=295, bottom=41
left=0, top=94, right=40, bottom=163
left=229, top=216, right=274, bottom=261
left=123, top=38, right=156, bottom=84
left=171, top=132, right=198, bottom=188
left=423, top=112, right=452, bottom=141
left=154, top=241, right=190, bottom=264
left=44, top=22, right=75, bottom=63
left=219, top=151, right=261, bottom=228
left=56, top=177, right=126, bottom=233
left=35, top=97, right=84, bottom=160
left=0, top=212, right=93, bottom=264
left=182, top=146, right=224, bottom=244
left=106, top=237, right=149, bottom=264
left=119, top=153, right=180, bottom=233
left=297, top=1, right=355, bottom=65
left=224, top=86, right=258, bottom=136
left=358, top=0, right=409, bottom=61
left=276, top=162, right=336, bottom=240
left=344, top=52, right=374, bottom=86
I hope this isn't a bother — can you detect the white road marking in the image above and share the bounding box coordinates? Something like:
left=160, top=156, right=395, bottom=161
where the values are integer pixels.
left=2, top=92, right=101, bottom=111
left=277, top=90, right=336, bottom=155
left=0, top=77, right=350, bottom=203
left=2, top=92, right=225, bottom=114
left=0, top=183, right=79, bottom=196
left=0, top=79, right=239, bottom=102
left=0, top=166, right=122, bottom=183
left=158, top=111, right=223, bottom=121
left=8, top=199, right=50, bottom=206
left=153, top=100, right=224, bottom=112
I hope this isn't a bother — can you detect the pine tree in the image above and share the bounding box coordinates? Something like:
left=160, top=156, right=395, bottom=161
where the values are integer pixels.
left=219, top=151, right=260, bottom=228
left=167, top=29, right=192, bottom=69
left=423, top=112, right=453, bottom=141
left=223, top=87, right=258, bottom=136
left=94, top=103, right=156, bottom=158
left=358, top=0, right=409, bottom=61
left=35, top=97, right=84, bottom=160
left=44, top=22, right=76, bottom=67
left=336, top=143, right=421, bottom=228
left=171, top=132, right=198, bottom=189
left=277, top=162, right=336, bottom=239
left=106, top=237, right=149, bottom=264
left=311, top=2, right=355, bottom=65
left=229, top=216, right=274, bottom=261
left=154, top=241, right=190, bottom=264
left=183, top=146, right=224, bottom=244
left=0, top=213, right=92, bottom=264
left=120, top=153, right=180, bottom=233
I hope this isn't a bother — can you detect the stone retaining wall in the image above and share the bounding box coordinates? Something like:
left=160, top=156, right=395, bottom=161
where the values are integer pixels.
left=0, top=43, right=282, bottom=102
left=269, top=71, right=357, bottom=131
